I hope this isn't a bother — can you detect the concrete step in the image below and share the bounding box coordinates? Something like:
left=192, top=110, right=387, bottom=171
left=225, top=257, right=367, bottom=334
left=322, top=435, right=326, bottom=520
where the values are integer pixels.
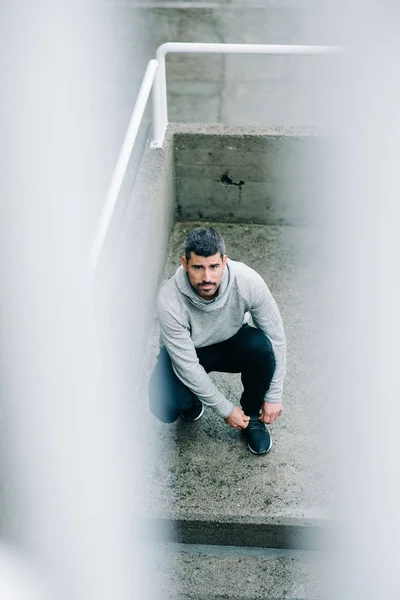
left=154, top=542, right=326, bottom=599
left=143, top=222, right=333, bottom=550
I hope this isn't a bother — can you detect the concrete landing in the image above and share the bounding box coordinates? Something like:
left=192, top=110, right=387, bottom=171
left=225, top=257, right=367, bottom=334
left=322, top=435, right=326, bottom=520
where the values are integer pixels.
left=107, top=3, right=339, bottom=127
left=154, top=543, right=326, bottom=600
left=143, top=222, right=333, bottom=549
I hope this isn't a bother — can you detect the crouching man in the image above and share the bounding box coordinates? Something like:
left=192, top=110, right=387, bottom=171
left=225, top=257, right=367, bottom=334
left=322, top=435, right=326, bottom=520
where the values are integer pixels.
left=148, top=227, right=286, bottom=455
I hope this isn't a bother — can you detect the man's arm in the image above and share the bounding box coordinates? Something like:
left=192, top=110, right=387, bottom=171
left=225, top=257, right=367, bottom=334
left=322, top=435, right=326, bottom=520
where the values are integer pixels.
left=157, top=298, right=234, bottom=419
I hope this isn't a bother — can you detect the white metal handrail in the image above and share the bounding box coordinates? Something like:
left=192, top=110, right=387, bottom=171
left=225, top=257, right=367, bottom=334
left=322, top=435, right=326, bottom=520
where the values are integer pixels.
left=151, top=42, right=341, bottom=148
left=89, top=58, right=158, bottom=274
left=90, top=43, right=341, bottom=275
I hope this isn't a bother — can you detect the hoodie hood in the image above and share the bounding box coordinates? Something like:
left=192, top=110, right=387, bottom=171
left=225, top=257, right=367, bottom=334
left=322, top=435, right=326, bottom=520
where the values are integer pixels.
left=174, top=259, right=234, bottom=311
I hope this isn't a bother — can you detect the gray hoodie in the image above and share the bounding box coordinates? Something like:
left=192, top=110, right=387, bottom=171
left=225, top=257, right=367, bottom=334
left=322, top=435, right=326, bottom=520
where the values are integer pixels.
left=156, top=258, right=286, bottom=418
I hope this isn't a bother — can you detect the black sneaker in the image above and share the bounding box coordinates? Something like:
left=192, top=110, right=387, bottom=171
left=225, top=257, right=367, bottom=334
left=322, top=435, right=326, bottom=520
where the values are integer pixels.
left=244, top=416, right=272, bottom=455
left=180, top=395, right=204, bottom=421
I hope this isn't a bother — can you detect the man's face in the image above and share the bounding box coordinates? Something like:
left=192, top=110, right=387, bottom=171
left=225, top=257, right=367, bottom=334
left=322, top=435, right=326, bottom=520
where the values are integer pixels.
left=181, top=252, right=227, bottom=300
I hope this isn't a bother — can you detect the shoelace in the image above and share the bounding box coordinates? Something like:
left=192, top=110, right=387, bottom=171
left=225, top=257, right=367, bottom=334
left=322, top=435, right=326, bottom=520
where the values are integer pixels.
left=246, top=417, right=264, bottom=430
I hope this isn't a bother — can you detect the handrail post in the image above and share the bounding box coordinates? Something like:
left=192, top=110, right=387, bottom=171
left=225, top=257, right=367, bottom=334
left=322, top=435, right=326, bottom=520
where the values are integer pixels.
left=151, top=48, right=168, bottom=149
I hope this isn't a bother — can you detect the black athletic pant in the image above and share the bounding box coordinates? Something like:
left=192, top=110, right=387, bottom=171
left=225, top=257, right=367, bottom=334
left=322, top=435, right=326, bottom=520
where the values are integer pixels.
left=148, top=324, right=276, bottom=423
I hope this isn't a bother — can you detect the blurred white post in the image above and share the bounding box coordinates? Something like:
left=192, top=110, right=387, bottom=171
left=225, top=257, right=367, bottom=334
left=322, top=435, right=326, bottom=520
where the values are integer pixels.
left=0, top=2, right=158, bottom=599
left=325, top=0, right=400, bottom=598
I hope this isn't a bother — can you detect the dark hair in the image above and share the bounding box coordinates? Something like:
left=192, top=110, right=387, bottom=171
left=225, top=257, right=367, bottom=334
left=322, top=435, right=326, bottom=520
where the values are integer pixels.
left=183, top=227, right=226, bottom=261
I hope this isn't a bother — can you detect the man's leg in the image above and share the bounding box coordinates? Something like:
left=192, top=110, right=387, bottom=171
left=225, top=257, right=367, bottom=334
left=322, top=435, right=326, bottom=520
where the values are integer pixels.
left=196, top=325, right=276, bottom=454
left=233, top=326, right=276, bottom=454
left=148, top=346, right=196, bottom=423
left=149, top=326, right=275, bottom=432
left=237, top=326, right=276, bottom=416
left=196, top=324, right=276, bottom=415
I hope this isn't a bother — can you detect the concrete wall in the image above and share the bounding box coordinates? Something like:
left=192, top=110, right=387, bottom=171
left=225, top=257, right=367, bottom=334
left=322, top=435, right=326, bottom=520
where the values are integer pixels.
left=93, top=121, right=332, bottom=392
left=173, top=124, right=333, bottom=225
left=95, top=129, right=175, bottom=396
left=108, top=3, right=335, bottom=127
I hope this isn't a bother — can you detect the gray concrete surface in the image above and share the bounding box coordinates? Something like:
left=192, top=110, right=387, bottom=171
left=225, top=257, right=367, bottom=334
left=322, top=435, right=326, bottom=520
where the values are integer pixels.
left=96, top=130, right=176, bottom=402
left=142, top=221, right=333, bottom=549
left=173, top=124, right=333, bottom=225
left=101, top=4, right=334, bottom=595
left=154, top=542, right=327, bottom=599
left=82, top=2, right=340, bottom=237
left=105, top=3, right=341, bottom=127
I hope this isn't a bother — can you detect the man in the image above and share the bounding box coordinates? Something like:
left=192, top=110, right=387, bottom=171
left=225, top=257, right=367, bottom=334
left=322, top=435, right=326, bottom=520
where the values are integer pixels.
left=149, top=227, right=286, bottom=455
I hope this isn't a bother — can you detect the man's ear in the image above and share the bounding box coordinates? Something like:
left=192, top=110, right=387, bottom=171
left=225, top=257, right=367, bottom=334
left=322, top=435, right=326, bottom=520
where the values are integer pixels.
left=181, top=256, right=188, bottom=271
left=222, top=254, right=227, bottom=267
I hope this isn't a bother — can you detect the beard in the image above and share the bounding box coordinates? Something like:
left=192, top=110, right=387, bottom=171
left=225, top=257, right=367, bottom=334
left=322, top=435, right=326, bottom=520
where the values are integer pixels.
left=196, top=282, right=218, bottom=299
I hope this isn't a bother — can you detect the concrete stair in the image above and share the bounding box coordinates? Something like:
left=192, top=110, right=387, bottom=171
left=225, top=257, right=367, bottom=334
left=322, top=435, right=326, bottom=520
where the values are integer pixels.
left=154, top=543, right=326, bottom=600
left=143, top=221, right=333, bottom=598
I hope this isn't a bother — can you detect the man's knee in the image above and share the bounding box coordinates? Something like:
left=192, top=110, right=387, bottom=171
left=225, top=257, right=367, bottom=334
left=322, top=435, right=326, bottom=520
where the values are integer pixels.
left=148, top=348, right=176, bottom=423
left=148, top=366, right=180, bottom=423
left=149, top=397, right=180, bottom=424
left=245, top=328, right=275, bottom=365
left=148, top=346, right=191, bottom=423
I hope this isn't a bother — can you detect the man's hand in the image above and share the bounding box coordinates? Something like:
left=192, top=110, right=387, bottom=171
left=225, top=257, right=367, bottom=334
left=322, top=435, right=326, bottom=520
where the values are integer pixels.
left=260, top=402, right=283, bottom=425
left=224, top=406, right=250, bottom=430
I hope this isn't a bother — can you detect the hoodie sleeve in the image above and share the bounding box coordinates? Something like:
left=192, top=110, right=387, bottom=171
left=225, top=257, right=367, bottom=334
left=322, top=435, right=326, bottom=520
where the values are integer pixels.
left=247, top=269, right=286, bottom=405
left=156, top=291, right=234, bottom=419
